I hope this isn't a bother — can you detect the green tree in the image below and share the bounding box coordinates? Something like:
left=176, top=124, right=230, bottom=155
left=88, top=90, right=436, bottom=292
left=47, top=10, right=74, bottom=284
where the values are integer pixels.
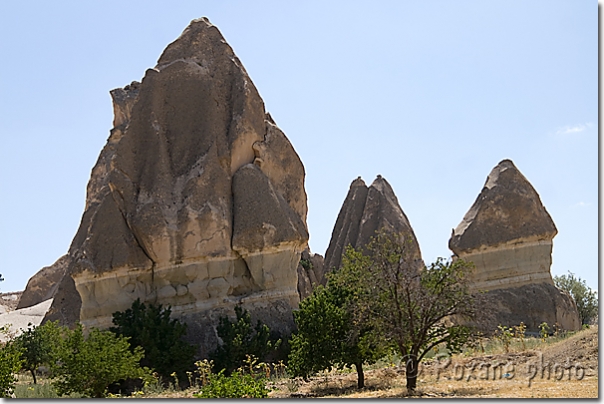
left=339, top=231, right=477, bottom=391
left=110, top=299, right=196, bottom=385
left=210, top=306, right=281, bottom=375
left=288, top=249, right=385, bottom=389
left=50, top=323, right=150, bottom=398
left=0, top=335, right=23, bottom=398
left=13, top=321, right=62, bottom=384
left=553, top=271, right=598, bottom=325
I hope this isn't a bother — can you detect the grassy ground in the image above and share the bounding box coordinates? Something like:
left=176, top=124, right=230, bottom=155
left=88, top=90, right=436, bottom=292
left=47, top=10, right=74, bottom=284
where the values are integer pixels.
left=11, top=326, right=598, bottom=398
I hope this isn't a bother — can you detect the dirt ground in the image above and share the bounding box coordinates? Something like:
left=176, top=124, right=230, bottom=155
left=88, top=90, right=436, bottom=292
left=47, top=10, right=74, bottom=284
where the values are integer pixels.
left=129, top=326, right=598, bottom=398
left=268, top=326, right=598, bottom=398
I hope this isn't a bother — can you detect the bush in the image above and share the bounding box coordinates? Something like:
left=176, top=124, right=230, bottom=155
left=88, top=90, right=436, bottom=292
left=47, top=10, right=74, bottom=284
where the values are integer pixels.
left=210, top=306, right=281, bottom=375
left=110, top=299, right=196, bottom=385
left=193, top=370, right=269, bottom=398
left=50, top=324, right=150, bottom=398
left=553, top=271, right=598, bottom=325
left=288, top=281, right=383, bottom=389
left=0, top=339, right=23, bottom=398
left=13, top=321, right=62, bottom=384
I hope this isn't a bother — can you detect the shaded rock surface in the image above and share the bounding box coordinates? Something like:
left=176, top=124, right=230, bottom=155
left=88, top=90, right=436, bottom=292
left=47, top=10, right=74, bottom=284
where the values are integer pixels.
left=17, top=255, right=69, bottom=309
left=467, top=283, right=580, bottom=333
left=323, top=175, right=423, bottom=280
left=43, top=17, right=308, bottom=355
left=449, top=159, right=580, bottom=331
left=296, top=248, right=325, bottom=300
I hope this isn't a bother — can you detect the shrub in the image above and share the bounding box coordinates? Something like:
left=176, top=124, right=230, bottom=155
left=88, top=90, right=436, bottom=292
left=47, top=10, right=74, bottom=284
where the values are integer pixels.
left=50, top=324, right=150, bottom=398
left=553, top=271, right=598, bottom=325
left=13, top=321, right=62, bottom=384
left=288, top=281, right=384, bottom=389
left=0, top=339, right=23, bottom=398
left=539, top=322, right=550, bottom=341
left=110, top=299, right=196, bottom=385
left=210, top=306, right=281, bottom=375
left=495, top=325, right=513, bottom=353
left=193, top=369, right=269, bottom=398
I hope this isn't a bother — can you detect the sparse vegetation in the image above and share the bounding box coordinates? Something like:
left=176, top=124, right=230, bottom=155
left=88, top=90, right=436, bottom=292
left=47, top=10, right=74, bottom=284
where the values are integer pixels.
left=554, top=271, right=598, bottom=325
left=327, top=231, right=477, bottom=391
left=495, top=325, right=514, bottom=353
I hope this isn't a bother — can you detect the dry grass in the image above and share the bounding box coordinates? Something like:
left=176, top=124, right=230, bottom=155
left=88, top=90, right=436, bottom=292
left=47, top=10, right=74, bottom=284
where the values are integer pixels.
left=268, top=326, right=598, bottom=399
left=20, top=326, right=593, bottom=398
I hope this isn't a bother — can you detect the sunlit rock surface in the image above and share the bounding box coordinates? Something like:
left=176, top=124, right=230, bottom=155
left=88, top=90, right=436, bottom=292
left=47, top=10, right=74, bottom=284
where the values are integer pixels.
left=323, top=175, right=423, bottom=280
left=17, top=255, right=68, bottom=309
left=449, top=159, right=580, bottom=331
left=43, top=18, right=308, bottom=355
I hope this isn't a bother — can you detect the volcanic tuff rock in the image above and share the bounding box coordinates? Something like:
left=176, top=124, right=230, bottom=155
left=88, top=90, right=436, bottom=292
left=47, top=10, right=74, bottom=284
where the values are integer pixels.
left=17, top=255, right=69, bottom=309
left=43, top=17, right=308, bottom=354
left=449, top=159, right=580, bottom=331
left=296, top=248, right=325, bottom=300
left=323, top=175, right=423, bottom=279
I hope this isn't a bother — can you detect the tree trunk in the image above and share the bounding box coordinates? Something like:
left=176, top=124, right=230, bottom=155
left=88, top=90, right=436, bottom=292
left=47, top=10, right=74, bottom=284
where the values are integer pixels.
left=30, top=368, right=37, bottom=384
left=355, top=362, right=365, bottom=389
left=405, top=359, right=418, bottom=391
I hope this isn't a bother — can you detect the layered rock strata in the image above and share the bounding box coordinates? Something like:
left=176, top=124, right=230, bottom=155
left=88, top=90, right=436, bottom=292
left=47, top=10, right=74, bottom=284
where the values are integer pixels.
left=17, top=255, right=69, bottom=309
left=323, top=175, right=423, bottom=278
left=449, top=159, right=580, bottom=331
left=43, top=18, right=308, bottom=354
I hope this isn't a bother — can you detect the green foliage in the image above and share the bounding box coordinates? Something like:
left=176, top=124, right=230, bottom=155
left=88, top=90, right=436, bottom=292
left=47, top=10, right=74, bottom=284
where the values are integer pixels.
left=539, top=322, right=550, bottom=341
left=288, top=256, right=385, bottom=389
left=110, top=299, right=196, bottom=384
left=13, top=321, right=62, bottom=384
left=299, top=258, right=313, bottom=271
left=0, top=339, right=23, bottom=397
left=513, top=322, right=527, bottom=350
left=210, top=306, right=281, bottom=375
left=495, top=325, right=513, bottom=353
left=553, top=271, right=598, bottom=325
left=193, top=369, right=269, bottom=398
left=50, top=323, right=150, bottom=398
left=334, top=230, right=477, bottom=391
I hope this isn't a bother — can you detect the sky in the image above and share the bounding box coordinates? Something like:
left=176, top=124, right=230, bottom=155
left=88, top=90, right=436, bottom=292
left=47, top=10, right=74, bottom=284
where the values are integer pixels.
left=0, top=1, right=598, bottom=293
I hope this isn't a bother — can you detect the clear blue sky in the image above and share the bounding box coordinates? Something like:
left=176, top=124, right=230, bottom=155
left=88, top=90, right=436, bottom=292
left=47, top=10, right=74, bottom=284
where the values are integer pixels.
left=0, top=1, right=598, bottom=293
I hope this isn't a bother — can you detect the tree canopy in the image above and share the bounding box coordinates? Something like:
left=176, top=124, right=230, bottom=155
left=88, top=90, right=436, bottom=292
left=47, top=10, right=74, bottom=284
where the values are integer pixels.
left=554, top=271, right=598, bottom=325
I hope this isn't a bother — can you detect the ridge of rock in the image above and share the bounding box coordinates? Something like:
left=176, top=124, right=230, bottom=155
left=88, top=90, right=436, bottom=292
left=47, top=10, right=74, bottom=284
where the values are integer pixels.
left=17, top=255, right=69, bottom=310
left=323, top=175, right=422, bottom=279
left=449, top=159, right=580, bottom=332
left=42, top=17, right=308, bottom=354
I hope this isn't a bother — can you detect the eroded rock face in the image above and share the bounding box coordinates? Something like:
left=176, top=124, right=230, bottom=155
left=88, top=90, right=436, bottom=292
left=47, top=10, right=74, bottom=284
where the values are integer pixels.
left=323, top=175, right=423, bottom=279
left=44, top=18, right=308, bottom=354
left=467, top=283, right=581, bottom=333
left=449, top=159, right=580, bottom=331
left=296, top=248, right=325, bottom=300
left=17, top=255, right=69, bottom=309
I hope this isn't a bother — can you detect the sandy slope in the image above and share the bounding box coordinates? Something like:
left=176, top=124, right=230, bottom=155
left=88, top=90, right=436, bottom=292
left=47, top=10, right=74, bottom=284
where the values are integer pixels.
left=0, top=298, right=53, bottom=342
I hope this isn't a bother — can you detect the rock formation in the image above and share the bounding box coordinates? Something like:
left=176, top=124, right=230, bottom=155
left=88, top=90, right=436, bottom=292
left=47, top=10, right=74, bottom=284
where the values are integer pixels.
left=323, top=175, right=423, bottom=278
left=43, top=17, right=308, bottom=355
left=296, top=248, right=325, bottom=300
left=17, top=255, right=69, bottom=309
left=449, top=159, right=580, bottom=331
